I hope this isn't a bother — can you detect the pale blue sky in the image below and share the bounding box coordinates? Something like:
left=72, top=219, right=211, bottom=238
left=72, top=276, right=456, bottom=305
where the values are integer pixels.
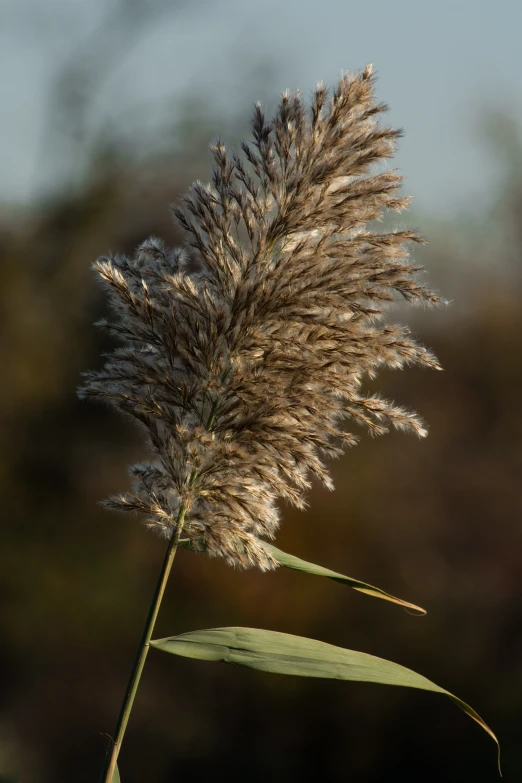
left=2, top=0, right=522, bottom=216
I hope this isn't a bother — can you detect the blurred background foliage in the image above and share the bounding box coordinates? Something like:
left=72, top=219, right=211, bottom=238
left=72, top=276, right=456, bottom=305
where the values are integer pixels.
left=1, top=2, right=522, bottom=781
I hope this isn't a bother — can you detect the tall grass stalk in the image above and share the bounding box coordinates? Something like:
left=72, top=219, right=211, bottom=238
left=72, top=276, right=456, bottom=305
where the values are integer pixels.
left=80, top=66, right=499, bottom=778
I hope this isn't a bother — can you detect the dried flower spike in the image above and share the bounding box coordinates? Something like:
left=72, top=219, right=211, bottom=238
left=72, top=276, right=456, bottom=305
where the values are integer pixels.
left=79, top=65, right=442, bottom=570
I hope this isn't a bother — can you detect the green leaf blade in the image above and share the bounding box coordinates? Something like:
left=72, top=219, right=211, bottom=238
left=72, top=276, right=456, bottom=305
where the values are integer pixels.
left=263, top=543, right=426, bottom=615
left=151, top=627, right=500, bottom=773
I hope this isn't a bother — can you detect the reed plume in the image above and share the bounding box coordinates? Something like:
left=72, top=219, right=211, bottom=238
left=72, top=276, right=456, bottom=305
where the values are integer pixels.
left=79, top=64, right=442, bottom=571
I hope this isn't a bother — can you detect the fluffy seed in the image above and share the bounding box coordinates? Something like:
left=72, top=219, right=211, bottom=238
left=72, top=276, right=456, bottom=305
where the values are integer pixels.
left=79, top=67, right=443, bottom=570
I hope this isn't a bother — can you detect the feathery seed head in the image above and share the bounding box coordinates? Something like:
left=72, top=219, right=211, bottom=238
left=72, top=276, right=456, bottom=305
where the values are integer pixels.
left=79, top=66, right=443, bottom=570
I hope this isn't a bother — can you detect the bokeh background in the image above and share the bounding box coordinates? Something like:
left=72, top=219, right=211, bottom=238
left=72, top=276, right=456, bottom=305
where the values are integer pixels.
left=1, top=1, right=522, bottom=781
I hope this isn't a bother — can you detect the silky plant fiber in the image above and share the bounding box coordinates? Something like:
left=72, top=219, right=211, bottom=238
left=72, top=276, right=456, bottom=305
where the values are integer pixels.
left=79, top=64, right=442, bottom=569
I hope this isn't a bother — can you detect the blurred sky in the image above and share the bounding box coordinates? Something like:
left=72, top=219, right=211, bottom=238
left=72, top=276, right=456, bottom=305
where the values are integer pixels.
left=2, top=0, right=522, bottom=217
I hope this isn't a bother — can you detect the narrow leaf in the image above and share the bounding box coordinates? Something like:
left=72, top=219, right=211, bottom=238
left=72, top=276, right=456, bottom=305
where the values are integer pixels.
left=112, top=764, right=121, bottom=783
left=151, top=627, right=500, bottom=774
left=263, top=542, right=426, bottom=615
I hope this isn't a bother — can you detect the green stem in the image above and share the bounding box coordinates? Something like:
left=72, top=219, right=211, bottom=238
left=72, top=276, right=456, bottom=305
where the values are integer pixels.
left=101, top=507, right=187, bottom=783
left=101, top=392, right=217, bottom=780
